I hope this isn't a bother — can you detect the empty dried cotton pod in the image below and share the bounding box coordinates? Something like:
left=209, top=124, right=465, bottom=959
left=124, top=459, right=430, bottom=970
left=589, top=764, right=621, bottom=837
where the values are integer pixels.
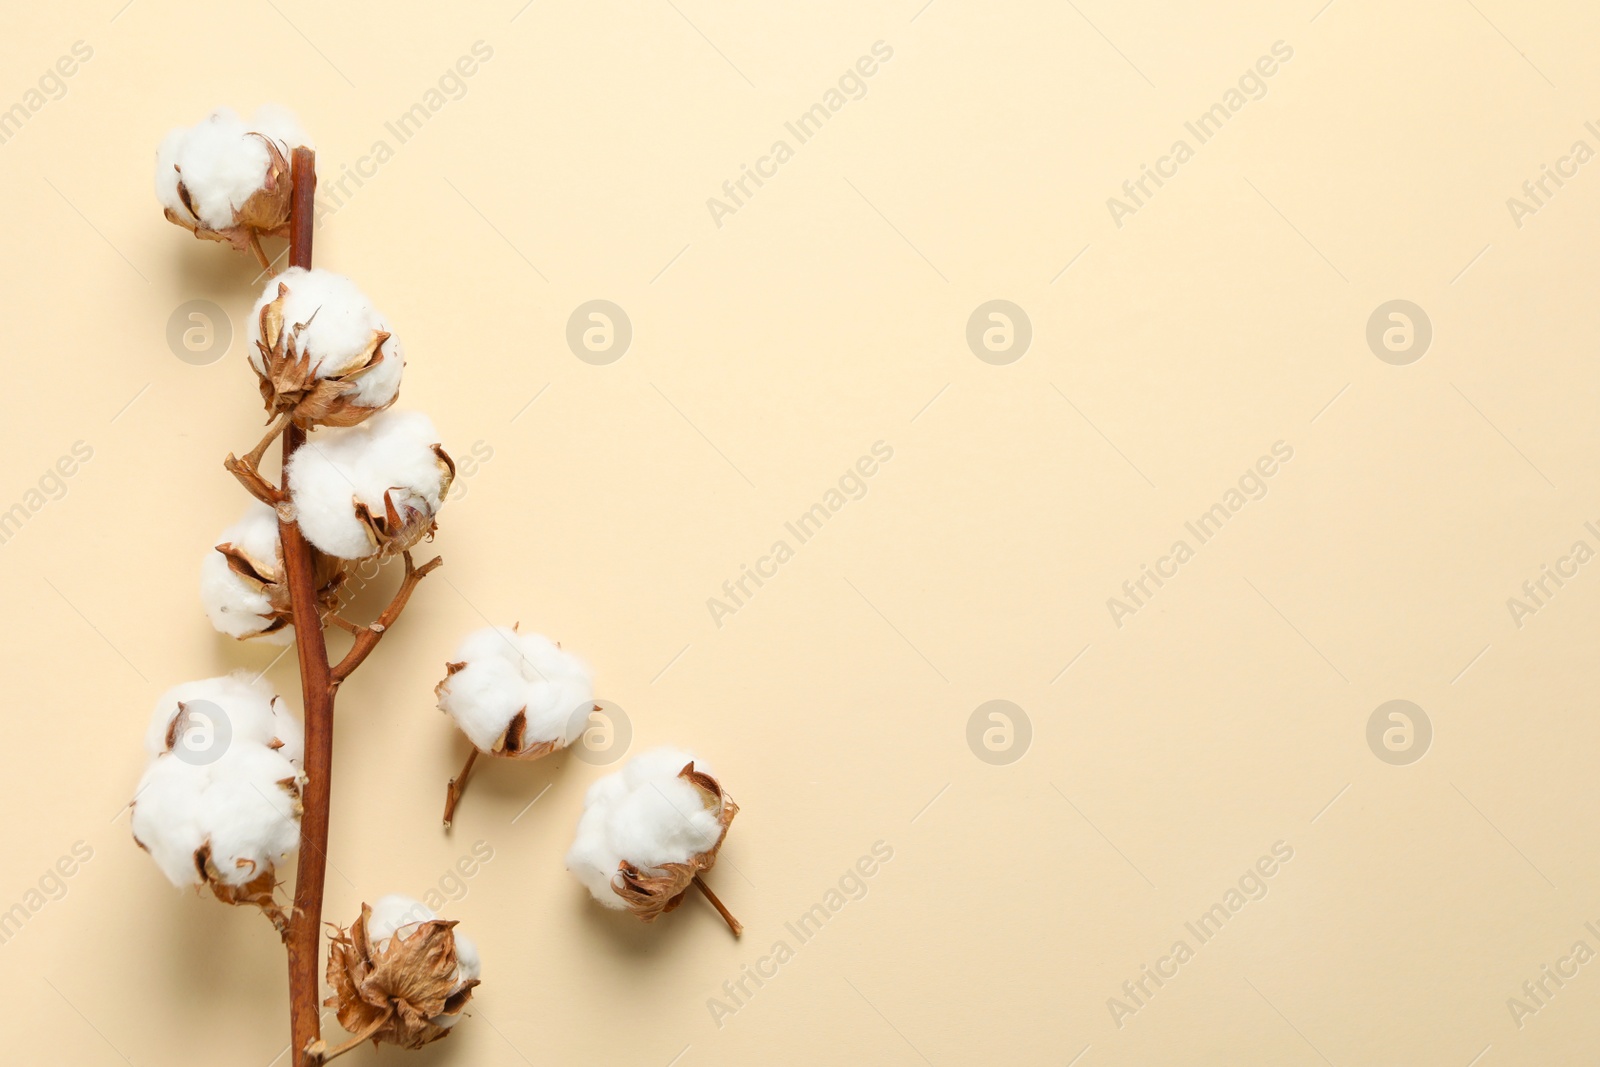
left=155, top=105, right=310, bottom=258
left=435, top=625, right=595, bottom=825
left=201, top=501, right=343, bottom=643
left=322, top=895, right=480, bottom=1054
left=285, top=410, right=454, bottom=561
left=248, top=267, right=404, bottom=428
left=131, top=674, right=305, bottom=930
left=566, top=747, right=742, bottom=935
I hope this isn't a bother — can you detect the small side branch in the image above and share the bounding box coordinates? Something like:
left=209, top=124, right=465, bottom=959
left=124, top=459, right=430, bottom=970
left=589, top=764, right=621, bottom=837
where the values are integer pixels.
left=329, top=551, right=442, bottom=683
left=225, top=412, right=293, bottom=506
left=693, top=875, right=742, bottom=937
left=442, top=747, right=480, bottom=828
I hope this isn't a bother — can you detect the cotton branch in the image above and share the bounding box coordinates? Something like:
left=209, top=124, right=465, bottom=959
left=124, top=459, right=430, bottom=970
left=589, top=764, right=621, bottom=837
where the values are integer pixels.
left=330, top=550, right=442, bottom=684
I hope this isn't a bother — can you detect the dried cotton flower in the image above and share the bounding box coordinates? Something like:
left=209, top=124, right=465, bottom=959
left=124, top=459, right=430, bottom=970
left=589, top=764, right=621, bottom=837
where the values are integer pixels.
left=323, top=895, right=480, bottom=1052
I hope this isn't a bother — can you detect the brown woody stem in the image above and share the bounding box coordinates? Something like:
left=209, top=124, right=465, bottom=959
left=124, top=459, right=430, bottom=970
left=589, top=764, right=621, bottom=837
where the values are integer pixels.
left=442, top=747, right=480, bottom=828
left=693, top=875, right=742, bottom=937
left=281, top=146, right=329, bottom=1067
left=329, top=550, right=442, bottom=683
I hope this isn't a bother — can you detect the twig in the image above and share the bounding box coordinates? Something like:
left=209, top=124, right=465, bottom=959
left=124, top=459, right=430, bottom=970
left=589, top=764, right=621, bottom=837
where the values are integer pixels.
left=329, top=551, right=442, bottom=684
left=280, top=146, right=331, bottom=1067
left=693, top=874, right=742, bottom=937
left=224, top=412, right=293, bottom=505
left=442, top=747, right=480, bottom=828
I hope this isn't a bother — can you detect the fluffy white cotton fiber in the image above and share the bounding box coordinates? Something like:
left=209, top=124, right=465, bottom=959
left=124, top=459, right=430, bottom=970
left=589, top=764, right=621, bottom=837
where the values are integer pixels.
left=566, top=747, right=726, bottom=909
left=250, top=267, right=404, bottom=410
left=132, top=673, right=304, bottom=888
left=286, top=410, right=449, bottom=560
left=200, top=502, right=292, bottom=643
left=436, top=627, right=593, bottom=755
left=155, top=105, right=310, bottom=229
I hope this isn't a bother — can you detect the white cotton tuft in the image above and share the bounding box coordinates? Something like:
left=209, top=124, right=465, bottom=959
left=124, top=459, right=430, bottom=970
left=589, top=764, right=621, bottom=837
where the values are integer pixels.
left=142, top=671, right=302, bottom=764
left=285, top=410, right=451, bottom=560
left=154, top=105, right=309, bottom=228
left=566, top=747, right=726, bottom=909
left=131, top=735, right=302, bottom=888
left=200, top=502, right=293, bottom=643
left=249, top=267, right=404, bottom=409
left=132, top=674, right=305, bottom=889
left=437, top=626, right=593, bottom=754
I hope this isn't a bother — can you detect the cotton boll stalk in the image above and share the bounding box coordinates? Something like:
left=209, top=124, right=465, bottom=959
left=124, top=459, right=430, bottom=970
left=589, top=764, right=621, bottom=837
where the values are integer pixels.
left=565, top=748, right=741, bottom=935
left=202, top=501, right=344, bottom=643
left=248, top=268, right=405, bottom=428
left=323, top=897, right=480, bottom=1052
left=155, top=105, right=310, bottom=256
left=434, top=624, right=594, bottom=826
left=285, top=410, right=454, bottom=561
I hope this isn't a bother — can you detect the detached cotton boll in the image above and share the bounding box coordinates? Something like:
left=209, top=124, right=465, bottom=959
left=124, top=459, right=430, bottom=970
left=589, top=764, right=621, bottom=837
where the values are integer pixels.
left=436, top=626, right=594, bottom=759
left=248, top=267, right=405, bottom=428
left=285, top=410, right=455, bottom=561
left=566, top=748, right=738, bottom=927
left=155, top=105, right=309, bottom=254
left=325, top=897, right=480, bottom=1051
left=131, top=674, right=305, bottom=929
left=201, top=501, right=343, bottom=643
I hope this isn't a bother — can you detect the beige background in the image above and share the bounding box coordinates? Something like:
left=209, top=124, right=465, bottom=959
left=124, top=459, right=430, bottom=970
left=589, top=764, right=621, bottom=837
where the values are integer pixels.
left=2, top=0, right=1598, bottom=1063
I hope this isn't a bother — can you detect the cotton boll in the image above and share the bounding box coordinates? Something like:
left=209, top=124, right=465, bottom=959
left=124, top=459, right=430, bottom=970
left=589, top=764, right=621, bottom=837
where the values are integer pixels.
left=327, top=896, right=481, bottom=1044
left=154, top=104, right=307, bottom=252
left=286, top=410, right=453, bottom=560
left=566, top=747, right=737, bottom=915
left=201, top=502, right=295, bottom=642
left=249, top=267, right=404, bottom=414
left=365, top=895, right=479, bottom=989
left=436, top=626, right=593, bottom=755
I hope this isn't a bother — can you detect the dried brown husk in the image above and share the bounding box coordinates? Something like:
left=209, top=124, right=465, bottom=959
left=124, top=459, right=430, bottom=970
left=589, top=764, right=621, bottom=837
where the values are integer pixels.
left=252, top=281, right=399, bottom=429
left=324, top=903, right=478, bottom=1051
left=214, top=536, right=344, bottom=638
left=344, top=445, right=455, bottom=559
left=612, top=762, right=738, bottom=922
left=435, top=660, right=594, bottom=761
left=162, top=134, right=293, bottom=253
